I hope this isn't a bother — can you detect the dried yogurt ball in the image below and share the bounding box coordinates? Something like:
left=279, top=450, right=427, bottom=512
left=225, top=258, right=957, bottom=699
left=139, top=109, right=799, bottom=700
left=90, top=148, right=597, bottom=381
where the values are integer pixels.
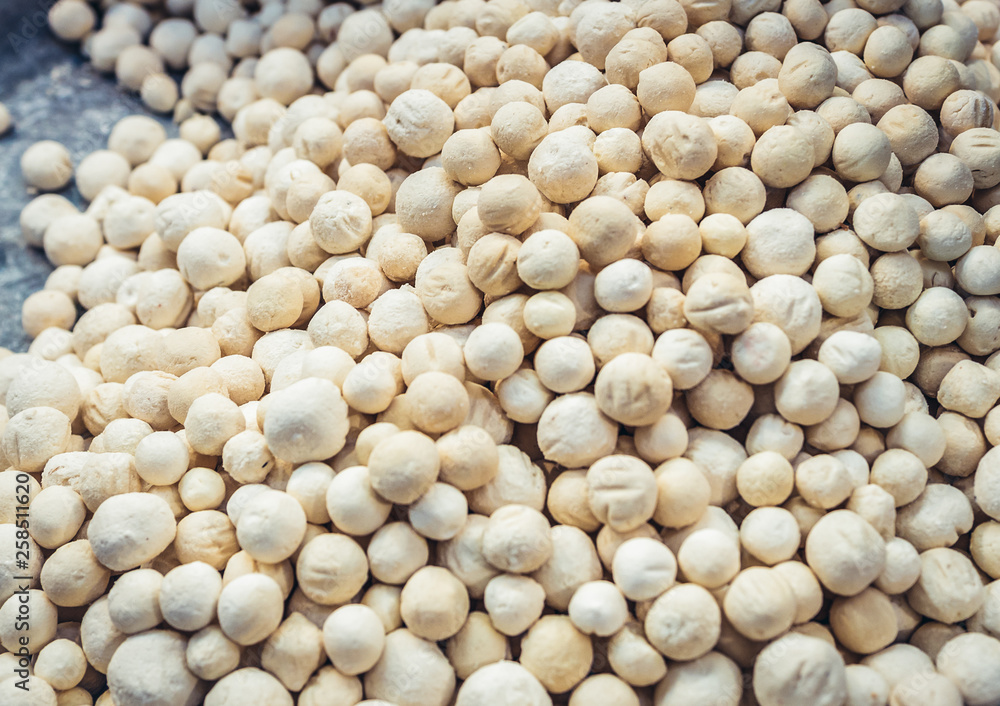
left=519, top=614, right=593, bottom=694
left=27, top=485, right=86, bottom=550
left=906, top=547, right=984, bottom=623
left=21, top=140, right=73, bottom=192
left=852, top=193, right=920, bottom=252
left=322, top=604, right=385, bottom=676
left=436, top=425, right=500, bottom=491
left=482, top=504, right=552, bottom=574
left=651, top=651, right=741, bottom=706
left=774, top=360, right=839, bottom=426
left=537, top=393, right=618, bottom=468
left=464, top=323, right=524, bottom=381
left=595, top=353, right=672, bottom=426
left=818, top=331, right=881, bottom=384
left=642, top=111, right=717, bottom=180
left=751, top=125, right=814, bottom=188
left=644, top=583, right=721, bottom=661
left=326, top=465, right=392, bottom=536
left=385, top=89, right=455, bottom=158
left=310, top=191, right=372, bottom=255
left=484, top=574, right=546, bottom=636
left=34, top=638, right=86, bottom=690
left=406, top=372, right=470, bottom=434
left=812, top=254, right=874, bottom=318
left=297, top=533, right=368, bottom=606
left=107, top=568, right=163, bottom=635
left=2, top=407, right=71, bottom=473
left=236, top=489, right=307, bottom=564
left=742, top=209, right=816, bottom=279
left=264, top=378, right=349, bottom=464
left=682, top=273, right=754, bottom=335
left=398, top=565, right=470, bottom=643
left=611, top=537, right=677, bottom=602
left=568, top=580, right=628, bottom=637
left=368, top=430, right=440, bottom=505
left=587, top=455, right=658, bottom=532
left=804, top=510, right=886, bottom=596
left=651, top=329, right=713, bottom=390
left=731, top=322, right=791, bottom=385
left=796, top=455, right=855, bottom=509
left=107, top=630, right=200, bottom=706
left=753, top=633, right=847, bottom=706
left=184, top=393, right=245, bottom=456
left=594, top=259, right=653, bottom=313
left=653, top=459, right=712, bottom=529
left=134, top=431, right=189, bottom=486
left=529, top=129, right=600, bottom=204
left=749, top=274, right=822, bottom=354
left=363, top=629, right=457, bottom=704
left=517, top=230, right=581, bottom=291
left=88, top=492, right=176, bottom=571
left=724, top=566, right=796, bottom=640
left=408, top=483, right=468, bottom=541
left=854, top=371, right=906, bottom=428
left=936, top=633, right=1000, bottom=706
left=905, top=287, right=969, bottom=347
left=832, top=123, right=892, bottom=182
left=568, top=195, right=643, bottom=267
left=159, top=561, right=221, bottom=632
left=829, top=587, right=897, bottom=655
left=677, top=529, right=741, bottom=590
left=740, top=508, right=800, bottom=564
left=456, top=661, right=551, bottom=706
left=217, top=573, right=285, bottom=645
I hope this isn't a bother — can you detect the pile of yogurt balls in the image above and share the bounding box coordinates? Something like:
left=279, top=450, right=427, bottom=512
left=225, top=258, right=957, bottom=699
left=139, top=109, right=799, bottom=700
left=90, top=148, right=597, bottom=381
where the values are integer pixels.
left=6, top=0, right=1000, bottom=703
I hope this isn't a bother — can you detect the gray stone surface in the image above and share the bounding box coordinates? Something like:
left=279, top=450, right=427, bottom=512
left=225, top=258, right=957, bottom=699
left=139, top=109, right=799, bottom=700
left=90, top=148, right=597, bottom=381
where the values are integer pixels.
left=0, top=3, right=173, bottom=352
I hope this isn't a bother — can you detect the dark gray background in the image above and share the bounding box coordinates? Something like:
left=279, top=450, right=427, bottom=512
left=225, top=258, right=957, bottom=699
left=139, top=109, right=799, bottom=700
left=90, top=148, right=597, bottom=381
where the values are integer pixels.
left=0, top=1, right=172, bottom=352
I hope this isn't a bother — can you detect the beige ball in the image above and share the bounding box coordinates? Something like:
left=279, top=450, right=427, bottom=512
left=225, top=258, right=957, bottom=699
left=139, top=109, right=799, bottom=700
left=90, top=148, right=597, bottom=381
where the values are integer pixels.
left=644, top=583, right=721, bottom=661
